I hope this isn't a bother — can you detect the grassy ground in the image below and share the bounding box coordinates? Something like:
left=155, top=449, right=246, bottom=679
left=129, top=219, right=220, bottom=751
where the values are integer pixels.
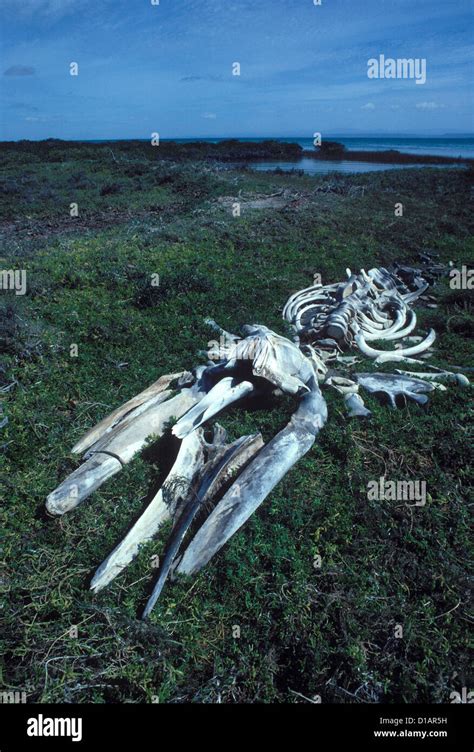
left=1, top=141, right=472, bottom=703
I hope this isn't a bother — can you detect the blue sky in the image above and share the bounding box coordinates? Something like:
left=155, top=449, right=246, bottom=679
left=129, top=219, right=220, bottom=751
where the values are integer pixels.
left=1, top=0, right=473, bottom=140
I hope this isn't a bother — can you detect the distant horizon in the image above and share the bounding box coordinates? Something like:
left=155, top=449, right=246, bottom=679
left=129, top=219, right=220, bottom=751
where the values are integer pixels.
left=2, top=133, right=474, bottom=144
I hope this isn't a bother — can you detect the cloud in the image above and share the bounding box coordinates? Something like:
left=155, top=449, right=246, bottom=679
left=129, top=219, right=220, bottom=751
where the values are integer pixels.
left=416, top=101, right=445, bottom=110
left=202, top=112, right=217, bottom=119
left=25, top=114, right=59, bottom=122
left=180, top=74, right=223, bottom=83
left=4, top=65, right=35, bottom=76
left=361, top=102, right=375, bottom=110
left=9, top=102, right=38, bottom=111
left=3, top=0, right=89, bottom=18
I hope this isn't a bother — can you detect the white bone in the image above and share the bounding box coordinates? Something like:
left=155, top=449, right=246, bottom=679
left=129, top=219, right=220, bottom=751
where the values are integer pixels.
left=90, top=429, right=210, bottom=593
left=176, top=383, right=327, bottom=577
left=172, top=378, right=255, bottom=439
left=71, top=371, right=188, bottom=455
left=355, top=328, right=436, bottom=361
left=46, top=376, right=207, bottom=513
left=345, top=393, right=372, bottom=418
left=396, top=369, right=470, bottom=387
left=142, top=430, right=264, bottom=616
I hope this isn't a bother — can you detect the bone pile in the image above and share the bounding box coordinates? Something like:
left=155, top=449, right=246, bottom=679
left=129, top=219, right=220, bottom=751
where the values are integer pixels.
left=46, top=264, right=469, bottom=617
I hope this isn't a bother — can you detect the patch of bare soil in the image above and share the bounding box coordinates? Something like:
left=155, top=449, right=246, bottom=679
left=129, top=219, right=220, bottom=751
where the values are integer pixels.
left=217, top=190, right=302, bottom=210
left=216, top=184, right=367, bottom=211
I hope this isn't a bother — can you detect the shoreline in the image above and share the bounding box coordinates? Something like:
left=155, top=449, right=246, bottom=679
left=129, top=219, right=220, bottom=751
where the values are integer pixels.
left=2, top=138, right=473, bottom=167
left=300, top=149, right=473, bottom=166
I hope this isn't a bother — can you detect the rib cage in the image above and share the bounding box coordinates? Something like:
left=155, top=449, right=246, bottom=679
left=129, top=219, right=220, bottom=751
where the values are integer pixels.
left=283, top=266, right=433, bottom=366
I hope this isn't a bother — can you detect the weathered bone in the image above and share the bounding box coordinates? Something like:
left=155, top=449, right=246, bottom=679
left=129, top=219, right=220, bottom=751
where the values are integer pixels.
left=90, top=428, right=210, bottom=593
left=344, top=393, right=372, bottom=418
left=71, top=372, right=189, bottom=455
left=175, top=381, right=327, bottom=576
left=46, top=453, right=122, bottom=516
left=396, top=369, right=470, bottom=387
left=172, top=378, right=255, bottom=439
left=46, top=373, right=207, bottom=514
left=83, top=390, right=173, bottom=457
left=325, top=375, right=358, bottom=395
left=356, top=372, right=441, bottom=407
left=142, top=429, right=263, bottom=617
left=325, top=375, right=372, bottom=418
left=360, top=309, right=409, bottom=341
left=354, top=327, right=436, bottom=362
left=240, top=324, right=316, bottom=393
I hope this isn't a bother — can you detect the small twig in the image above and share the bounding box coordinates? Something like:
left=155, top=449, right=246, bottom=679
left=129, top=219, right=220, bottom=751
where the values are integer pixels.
left=289, top=689, right=320, bottom=703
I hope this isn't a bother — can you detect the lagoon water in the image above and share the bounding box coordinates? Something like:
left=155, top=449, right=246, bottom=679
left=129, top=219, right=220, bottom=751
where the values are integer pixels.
left=246, top=158, right=459, bottom=175
left=254, top=136, right=473, bottom=173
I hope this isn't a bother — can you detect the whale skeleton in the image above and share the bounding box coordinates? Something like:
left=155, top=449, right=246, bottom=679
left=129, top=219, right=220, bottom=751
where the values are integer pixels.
left=46, top=263, right=469, bottom=617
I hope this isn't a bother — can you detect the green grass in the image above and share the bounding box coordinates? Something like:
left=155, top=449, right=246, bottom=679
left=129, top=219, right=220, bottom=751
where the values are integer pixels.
left=1, top=141, right=472, bottom=703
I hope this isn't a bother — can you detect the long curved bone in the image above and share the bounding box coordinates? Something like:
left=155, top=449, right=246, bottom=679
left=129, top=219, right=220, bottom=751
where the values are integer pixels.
left=358, top=311, right=386, bottom=331
left=172, top=378, right=255, bottom=439
left=359, top=308, right=407, bottom=340
left=354, top=327, right=436, bottom=363
left=71, top=371, right=189, bottom=455
left=46, top=371, right=208, bottom=514
left=142, top=429, right=264, bottom=617
left=175, top=380, right=327, bottom=577
left=91, top=427, right=210, bottom=593
left=83, top=390, right=173, bottom=457
left=396, top=369, right=470, bottom=387
left=91, top=426, right=264, bottom=597
left=379, top=310, right=417, bottom=341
